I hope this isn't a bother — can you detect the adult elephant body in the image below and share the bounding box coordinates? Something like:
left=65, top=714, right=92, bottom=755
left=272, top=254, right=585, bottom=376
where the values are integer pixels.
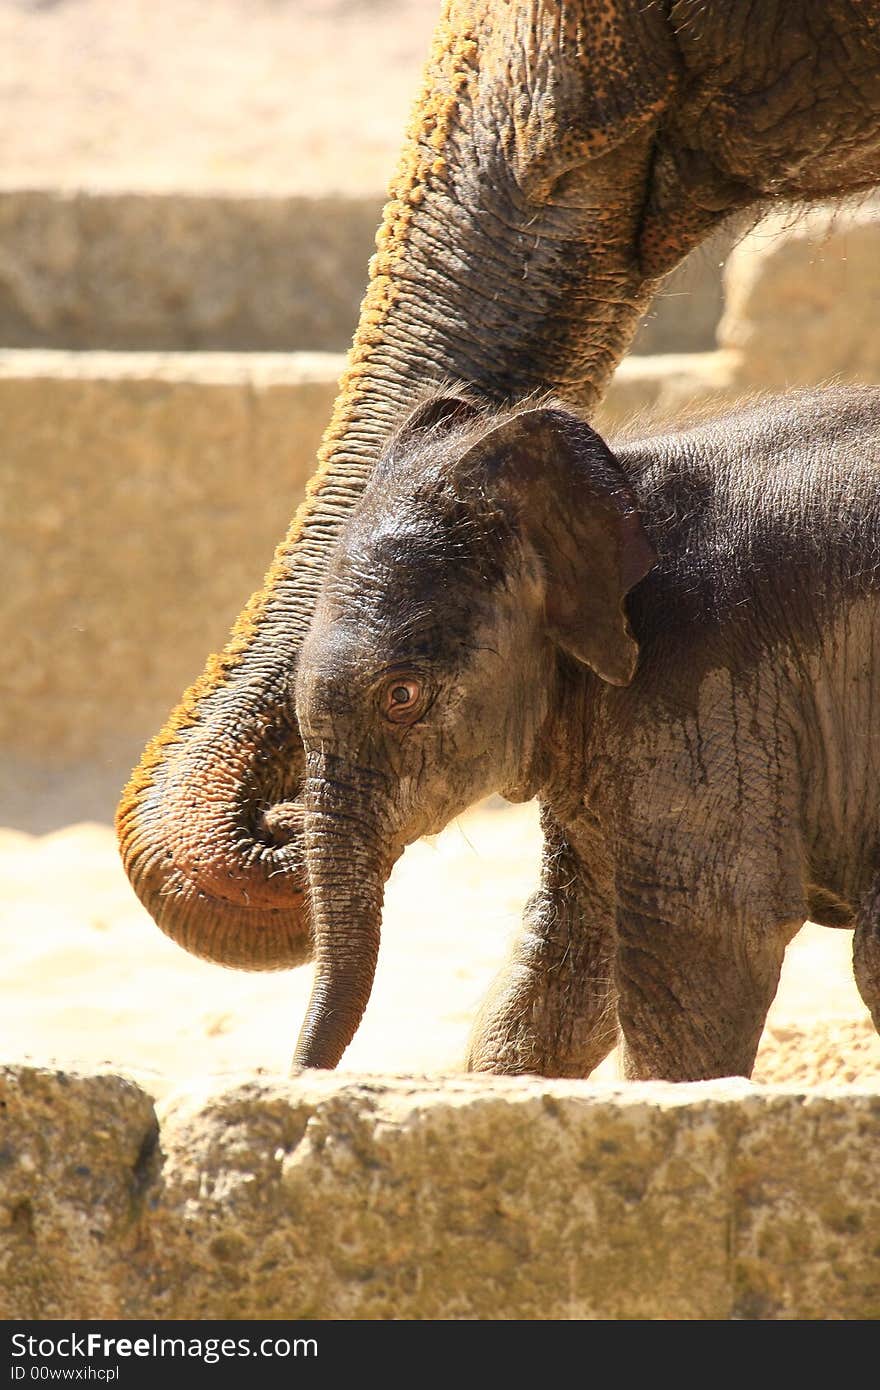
left=117, top=1, right=880, bottom=973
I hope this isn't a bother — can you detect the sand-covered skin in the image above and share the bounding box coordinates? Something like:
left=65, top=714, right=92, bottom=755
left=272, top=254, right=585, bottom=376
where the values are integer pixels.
left=2, top=803, right=878, bottom=1098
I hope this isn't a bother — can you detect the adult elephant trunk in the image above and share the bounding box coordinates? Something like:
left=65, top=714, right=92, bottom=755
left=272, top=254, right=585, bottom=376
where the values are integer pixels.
left=117, top=699, right=312, bottom=969
left=118, top=0, right=711, bottom=962
left=292, top=756, right=399, bottom=1069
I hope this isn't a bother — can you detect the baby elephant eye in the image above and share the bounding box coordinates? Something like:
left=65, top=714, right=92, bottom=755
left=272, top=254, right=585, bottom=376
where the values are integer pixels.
left=381, top=677, right=425, bottom=725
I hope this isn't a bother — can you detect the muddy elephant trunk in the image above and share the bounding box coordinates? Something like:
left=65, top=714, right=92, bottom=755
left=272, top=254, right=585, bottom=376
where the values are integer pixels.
left=116, top=698, right=314, bottom=970
left=292, top=757, right=398, bottom=1069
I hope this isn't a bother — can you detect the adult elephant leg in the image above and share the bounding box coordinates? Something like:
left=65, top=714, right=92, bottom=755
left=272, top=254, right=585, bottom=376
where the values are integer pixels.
left=118, top=0, right=727, bottom=963
left=467, top=812, right=619, bottom=1077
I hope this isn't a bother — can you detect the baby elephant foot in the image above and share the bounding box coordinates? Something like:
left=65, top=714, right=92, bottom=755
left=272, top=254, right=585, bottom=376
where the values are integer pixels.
left=466, top=939, right=618, bottom=1079
left=469, top=810, right=620, bottom=1078
left=615, top=902, right=796, bottom=1081
left=467, top=1010, right=617, bottom=1078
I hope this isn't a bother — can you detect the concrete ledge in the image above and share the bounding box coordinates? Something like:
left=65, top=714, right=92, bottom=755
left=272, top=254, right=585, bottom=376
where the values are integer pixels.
left=1, top=1064, right=878, bottom=1320
left=0, top=189, right=383, bottom=352
left=0, top=346, right=346, bottom=386
left=719, top=203, right=880, bottom=389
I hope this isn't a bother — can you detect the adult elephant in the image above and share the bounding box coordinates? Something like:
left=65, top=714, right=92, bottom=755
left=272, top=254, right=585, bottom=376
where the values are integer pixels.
left=117, top=0, right=880, bottom=976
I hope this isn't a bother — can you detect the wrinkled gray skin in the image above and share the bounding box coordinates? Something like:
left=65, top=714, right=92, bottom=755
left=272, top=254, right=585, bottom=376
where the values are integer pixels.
left=293, top=386, right=880, bottom=1081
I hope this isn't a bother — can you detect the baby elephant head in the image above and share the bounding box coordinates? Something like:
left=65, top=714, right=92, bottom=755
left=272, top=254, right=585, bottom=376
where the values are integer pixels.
left=292, top=394, right=654, bottom=1068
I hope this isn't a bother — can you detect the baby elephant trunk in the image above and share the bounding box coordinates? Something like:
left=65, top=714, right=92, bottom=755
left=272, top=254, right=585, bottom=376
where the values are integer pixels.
left=292, top=756, right=398, bottom=1069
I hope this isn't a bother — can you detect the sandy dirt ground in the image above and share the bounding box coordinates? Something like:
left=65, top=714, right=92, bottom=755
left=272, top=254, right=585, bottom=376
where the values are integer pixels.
left=2, top=804, right=879, bottom=1099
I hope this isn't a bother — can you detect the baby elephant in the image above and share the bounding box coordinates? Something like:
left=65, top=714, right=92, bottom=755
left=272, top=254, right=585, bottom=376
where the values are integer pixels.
left=293, top=386, right=880, bottom=1081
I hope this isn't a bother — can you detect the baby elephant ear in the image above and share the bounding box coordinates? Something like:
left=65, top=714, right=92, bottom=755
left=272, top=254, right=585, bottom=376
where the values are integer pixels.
left=396, top=393, right=481, bottom=441
left=457, top=408, right=655, bottom=686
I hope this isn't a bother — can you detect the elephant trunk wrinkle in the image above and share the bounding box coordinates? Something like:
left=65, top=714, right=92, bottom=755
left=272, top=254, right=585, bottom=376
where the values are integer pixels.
left=294, top=796, right=392, bottom=1070
left=116, top=716, right=315, bottom=971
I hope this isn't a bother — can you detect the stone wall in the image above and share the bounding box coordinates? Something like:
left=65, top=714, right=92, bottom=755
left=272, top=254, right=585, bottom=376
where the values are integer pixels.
left=2, top=1065, right=878, bottom=1321
left=0, top=191, right=383, bottom=353
left=718, top=203, right=880, bottom=389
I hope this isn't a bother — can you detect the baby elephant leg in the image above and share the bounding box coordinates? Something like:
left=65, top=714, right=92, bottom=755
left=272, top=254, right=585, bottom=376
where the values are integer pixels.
left=615, top=893, right=799, bottom=1082
left=466, top=815, right=618, bottom=1078
left=853, top=878, right=880, bottom=1033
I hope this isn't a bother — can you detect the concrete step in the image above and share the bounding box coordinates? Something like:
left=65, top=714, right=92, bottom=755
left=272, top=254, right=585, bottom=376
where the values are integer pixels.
left=0, top=189, right=383, bottom=353
left=0, top=187, right=726, bottom=355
